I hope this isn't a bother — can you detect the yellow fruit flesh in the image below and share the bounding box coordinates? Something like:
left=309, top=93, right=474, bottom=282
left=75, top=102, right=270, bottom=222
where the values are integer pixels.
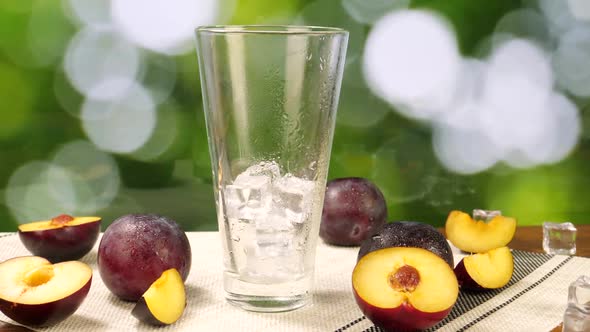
left=143, top=269, right=186, bottom=325
left=464, top=246, right=514, bottom=289
left=353, top=247, right=458, bottom=313
left=445, top=210, right=516, bottom=253
left=18, top=217, right=100, bottom=232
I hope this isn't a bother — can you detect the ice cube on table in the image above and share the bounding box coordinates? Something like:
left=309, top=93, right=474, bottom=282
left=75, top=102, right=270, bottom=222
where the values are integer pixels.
left=563, top=275, right=590, bottom=332
left=543, top=221, right=577, bottom=255
left=472, top=209, right=501, bottom=222
left=272, top=174, right=315, bottom=224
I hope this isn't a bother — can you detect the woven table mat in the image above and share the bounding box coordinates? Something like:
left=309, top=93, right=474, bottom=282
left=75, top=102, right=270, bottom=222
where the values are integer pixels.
left=0, top=232, right=587, bottom=332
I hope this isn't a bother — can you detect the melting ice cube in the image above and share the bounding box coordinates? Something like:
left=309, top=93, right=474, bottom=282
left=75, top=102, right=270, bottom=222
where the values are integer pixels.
left=563, top=275, right=590, bottom=332
left=543, top=221, right=577, bottom=255
left=272, top=174, right=315, bottom=224
left=225, top=173, right=272, bottom=220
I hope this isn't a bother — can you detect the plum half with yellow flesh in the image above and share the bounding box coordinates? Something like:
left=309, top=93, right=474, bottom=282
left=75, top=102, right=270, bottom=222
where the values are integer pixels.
left=132, top=268, right=186, bottom=325
left=18, top=214, right=101, bottom=262
left=0, top=256, right=92, bottom=327
left=352, top=247, right=458, bottom=331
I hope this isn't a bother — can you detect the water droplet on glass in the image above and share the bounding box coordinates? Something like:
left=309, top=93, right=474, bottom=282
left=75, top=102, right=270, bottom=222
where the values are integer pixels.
left=308, top=161, right=317, bottom=171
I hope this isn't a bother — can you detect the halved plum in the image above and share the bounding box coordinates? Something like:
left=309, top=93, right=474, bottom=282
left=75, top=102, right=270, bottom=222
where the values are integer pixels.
left=18, top=214, right=101, bottom=262
left=0, top=256, right=92, bottom=326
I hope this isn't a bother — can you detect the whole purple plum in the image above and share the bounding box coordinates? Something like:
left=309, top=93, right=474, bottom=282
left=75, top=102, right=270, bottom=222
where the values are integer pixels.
left=319, top=177, right=388, bottom=246
left=97, top=214, right=191, bottom=301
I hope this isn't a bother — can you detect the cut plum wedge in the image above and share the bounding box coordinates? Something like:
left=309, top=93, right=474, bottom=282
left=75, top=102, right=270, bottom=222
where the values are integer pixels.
left=445, top=210, right=516, bottom=253
left=0, top=256, right=92, bottom=326
left=455, top=246, right=514, bottom=290
left=132, top=268, right=186, bottom=325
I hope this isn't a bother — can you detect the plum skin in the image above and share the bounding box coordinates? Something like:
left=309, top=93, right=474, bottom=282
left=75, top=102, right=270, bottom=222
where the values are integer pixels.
left=0, top=277, right=91, bottom=327
left=353, top=289, right=452, bottom=332
left=97, top=214, right=191, bottom=301
left=18, top=221, right=101, bottom=263
left=454, top=259, right=487, bottom=291
left=358, top=221, right=454, bottom=268
left=320, top=178, right=388, bottom=246
left=132, top=297, right=166, bottom=326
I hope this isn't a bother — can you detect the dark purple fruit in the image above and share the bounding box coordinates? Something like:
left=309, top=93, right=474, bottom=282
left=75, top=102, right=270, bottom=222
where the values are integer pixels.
left=320, top=177, right=388, bottom=246
left=358, top=221, right=454, bottom=268
left=98, top=214, right=191, bottom=301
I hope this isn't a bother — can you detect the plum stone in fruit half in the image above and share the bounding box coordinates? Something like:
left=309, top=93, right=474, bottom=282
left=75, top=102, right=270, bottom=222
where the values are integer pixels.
left=358, top=221, right=454, bottom=268
left=98, top=214, right=191, bottom=302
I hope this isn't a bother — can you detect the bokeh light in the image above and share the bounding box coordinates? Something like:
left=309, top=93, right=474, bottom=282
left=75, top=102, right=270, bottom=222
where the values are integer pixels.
left=567, top=0, right=590, bottom=22
left=5, top=162, right=71, bottom=223
left=363, top=10, right=461, bottom=120
left=4, top=141, right=120, bottom=222
left=48, top=140, right=120, bottom=214
left=553, top=25, right=590, bottom=97
left=53, top=68, right=84, bottom=118
left=62, top=0, right=112, bottom=28
left=138, top=53, right=177, bottom=105
left=341, top=0, right=409, bottom=25
left=64, top=26, right=142, bottom=100
left=433, top=125, right=500, bottom=175
left=27, top=1, right=74, bottom=67
left=492, top=8, right=552, bottom=50
left=531, top=93, right=581, bottom=165
left=110, top=0, right=217, bottom=55
left=129, top=104, right=183, bottom=162
left=538, top=0, right=577, bottom=37
left=337, top=58, right=390, bottom=128
left=298, top=0, right=365, bottom=65
left=81, top=81, right=156, bottom=154
left=434, top=58, right=486, bottom=130
left=479, top=39, right=554, bottom=163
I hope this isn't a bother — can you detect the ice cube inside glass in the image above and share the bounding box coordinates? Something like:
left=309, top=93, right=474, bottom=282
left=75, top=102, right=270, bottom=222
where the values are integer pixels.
left=542, top=221, right=577, bottom=255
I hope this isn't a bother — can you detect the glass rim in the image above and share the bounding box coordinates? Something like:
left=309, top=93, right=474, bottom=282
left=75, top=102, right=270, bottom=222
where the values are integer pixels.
left=195, top=25, right=348, bottom=35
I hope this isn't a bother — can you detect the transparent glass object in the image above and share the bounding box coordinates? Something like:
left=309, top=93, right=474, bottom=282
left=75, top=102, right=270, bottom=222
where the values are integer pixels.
left=543, top=221, right=577, bottom=255
left=473, top=209, right=502, bottom=222
left=195, top=25, right=348, bottom=312
left=563, top=275, right=590, bottom=332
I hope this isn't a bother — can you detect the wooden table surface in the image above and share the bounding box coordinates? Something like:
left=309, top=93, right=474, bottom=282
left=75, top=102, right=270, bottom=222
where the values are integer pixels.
left=0, top=225, right=588, bottom=331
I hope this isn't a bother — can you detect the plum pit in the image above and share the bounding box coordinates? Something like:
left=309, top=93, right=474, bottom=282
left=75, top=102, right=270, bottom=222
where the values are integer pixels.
left=50, top=214, right=75, bottom=226
left=388, top=265, right=420, bottom=292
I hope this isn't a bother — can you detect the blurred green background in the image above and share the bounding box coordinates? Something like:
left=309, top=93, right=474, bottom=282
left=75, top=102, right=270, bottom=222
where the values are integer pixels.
left=1, top=0, right=589, bottom=232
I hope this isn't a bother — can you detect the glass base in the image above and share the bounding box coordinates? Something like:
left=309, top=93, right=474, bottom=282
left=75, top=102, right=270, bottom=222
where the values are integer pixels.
left=225, top=293, right=311, bottom=312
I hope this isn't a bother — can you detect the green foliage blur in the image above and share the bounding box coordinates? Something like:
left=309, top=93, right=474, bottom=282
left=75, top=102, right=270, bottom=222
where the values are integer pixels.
left=0, top=0, right=588, bottom=232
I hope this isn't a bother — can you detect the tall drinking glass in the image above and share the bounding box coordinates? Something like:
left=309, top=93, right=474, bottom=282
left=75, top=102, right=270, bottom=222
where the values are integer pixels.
left=194, top=26, right=348, bottom=312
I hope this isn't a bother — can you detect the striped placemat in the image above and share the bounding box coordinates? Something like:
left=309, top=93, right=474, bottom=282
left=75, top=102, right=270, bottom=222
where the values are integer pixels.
left=0, top=232, right=587, bottom=332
